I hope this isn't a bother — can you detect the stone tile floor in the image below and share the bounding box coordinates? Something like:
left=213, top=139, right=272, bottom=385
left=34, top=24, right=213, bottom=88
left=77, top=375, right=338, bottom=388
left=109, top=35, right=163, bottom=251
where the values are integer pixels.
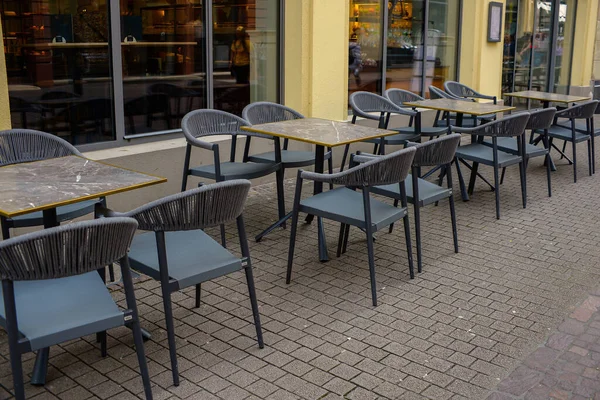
left=2, top=140, right=600, bottom=399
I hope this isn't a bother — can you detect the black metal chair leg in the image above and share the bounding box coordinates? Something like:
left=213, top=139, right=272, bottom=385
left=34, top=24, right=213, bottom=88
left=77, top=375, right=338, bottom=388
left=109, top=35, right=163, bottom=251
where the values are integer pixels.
left=500, top=167, right=506, bottom=185
left=5, top=283, right=25, bottom=399
left=220, top=224, right=227, bottom=248
left=108, top=264, right=115, bottom=282
left=467, top=162, right=479, bottom=196
left=275, top=168, right=286, bottom=227
left=342, top=224, right=350, bottom=255
left=588, top=140, right=593, bottom=177
left=244, top=265, right=264, bottom=348
left=519, top=160, right=527, bottom=209
left=388, top=199, right=399, bottom=233
left=99, top=331, right=107, bottom=357
left=572, top=140, right=577, bottom=183
left=365, top=229, right=377, bottom=307
left=402, top=214, right=414, bottom=279
left=286, top=209, right=300, bottom=284
left=412, top=173, right=422, bottom=273
left=493, top=164, right=501, bottom=220
left=195, top=284, right=201, bottom=308
left=560, top=140, right=567, bottom=159
left=131, top=316, right=153, bottom=400
left=160, top=285, right=179, bottom=386
left=337, top=223, right=346, bottom=258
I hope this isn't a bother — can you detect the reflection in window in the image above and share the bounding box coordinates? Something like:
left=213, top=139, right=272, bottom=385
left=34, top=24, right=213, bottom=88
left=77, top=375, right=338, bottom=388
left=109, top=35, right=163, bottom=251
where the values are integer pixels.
left=2, top=0, right=114, bottom=144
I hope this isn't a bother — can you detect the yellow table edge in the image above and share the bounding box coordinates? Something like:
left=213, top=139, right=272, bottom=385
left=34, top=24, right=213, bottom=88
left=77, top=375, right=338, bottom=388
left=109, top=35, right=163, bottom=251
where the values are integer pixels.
left=402, top=101, right=515, bottom=116
left=504, top=92, right=591, bottom=103
left=241, top=123, right=399, bottom=148
left=0, top=156, right=167, bottom=218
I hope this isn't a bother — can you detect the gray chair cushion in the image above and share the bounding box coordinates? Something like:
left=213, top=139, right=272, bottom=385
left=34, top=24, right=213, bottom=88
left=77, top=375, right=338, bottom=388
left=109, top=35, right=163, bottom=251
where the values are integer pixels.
left=396, top=126, right=448, bottom=136
left=455, top=143, right=522, bottom=167
left=0, top=272, right=123, bottom=351
left=128, top=229, right=242, bottom=290
left=382, top=132, right=422, bottom=144
left=6, top=199, right=100, bottom=228
left=372, top=174, right=451, bottom=207
left=299, top=187, right=407, bottom=231
left=248, top=150, right=317, bottom=167
left=546, top=125, right=591, bottom=143
left=190, top=161, right=279, bottom=180
left=487, top=137, right=548, bottom=158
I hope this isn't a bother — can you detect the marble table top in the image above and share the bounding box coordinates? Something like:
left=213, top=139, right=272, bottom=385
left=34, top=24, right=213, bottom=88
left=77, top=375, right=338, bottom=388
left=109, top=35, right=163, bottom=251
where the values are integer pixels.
left=504, top=91, right=590, bottom=103
left=0, top=156, right=166, bottom=217
left=403, top=99, right=515, bottom=116
left=241, top=118, right=397, bottom=147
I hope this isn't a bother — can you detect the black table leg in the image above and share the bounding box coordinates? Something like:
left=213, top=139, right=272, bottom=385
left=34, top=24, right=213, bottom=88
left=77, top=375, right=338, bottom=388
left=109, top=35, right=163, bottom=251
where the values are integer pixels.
left=31, top=209, right=58, bottom=386
left=305, top=145, right=329, bottom=261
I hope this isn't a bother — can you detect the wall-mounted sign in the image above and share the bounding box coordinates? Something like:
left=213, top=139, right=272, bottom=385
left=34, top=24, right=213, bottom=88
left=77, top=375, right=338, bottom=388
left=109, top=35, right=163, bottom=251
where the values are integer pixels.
left=488, top=2, right=503, bottom=42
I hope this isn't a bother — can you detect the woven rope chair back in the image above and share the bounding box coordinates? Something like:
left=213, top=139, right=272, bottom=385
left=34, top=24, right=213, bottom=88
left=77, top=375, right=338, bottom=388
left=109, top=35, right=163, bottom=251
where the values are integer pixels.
left=182, top=109, right=270, bottom=141
left=429, top=86, right=454, bottom=100
left=526, top=108, right=556, bottom=130
left=558, top=100, right=599, bottom=120
left=385, top=89, right=424, bottom=106
left=0, top=129, right=82, bottom=167
left=0, top=217, right=138, bottom=281
left=329, top=147, right=415, bottom=187
left=408, top=134, right=461, bottom=167
left=471, top=113, right=530, bottom=138
left=125, top=180, right=251, bottom=232
left=349, top=91, right=401, bottom=115
left=242, top=102, right=304, bottom=125
left=444, top=81, right=477, bottom=98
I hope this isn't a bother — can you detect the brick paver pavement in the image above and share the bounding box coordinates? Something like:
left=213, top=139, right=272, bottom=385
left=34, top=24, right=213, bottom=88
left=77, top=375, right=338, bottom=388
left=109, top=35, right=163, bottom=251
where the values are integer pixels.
left=2, top=138, right=600, bottom=399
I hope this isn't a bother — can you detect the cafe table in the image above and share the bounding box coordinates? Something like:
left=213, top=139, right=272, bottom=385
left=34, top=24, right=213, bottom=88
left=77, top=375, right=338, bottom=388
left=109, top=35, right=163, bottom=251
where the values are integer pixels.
left=0, top=155, right=166, bottom=385
left=504, top=90, right=590, bottom=108
left=402, top=99, right=516, bottom=200
left=242, top=118, right=398, bottom=261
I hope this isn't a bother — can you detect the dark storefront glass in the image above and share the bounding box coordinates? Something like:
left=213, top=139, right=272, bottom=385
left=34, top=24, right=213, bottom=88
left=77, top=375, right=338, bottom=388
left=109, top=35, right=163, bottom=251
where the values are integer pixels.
left=2, top=0, right=114, bottom=144
left=502, top=0, right=576, bottom=96
left=349, top=0, right=459, bottom=102
left=212, top=0, right=280, bottom=116
left=385, top=0, right=424, bottom=95
left=120, top=1, right=207, bottom=135
left=348, top=0, right=384, bottom=96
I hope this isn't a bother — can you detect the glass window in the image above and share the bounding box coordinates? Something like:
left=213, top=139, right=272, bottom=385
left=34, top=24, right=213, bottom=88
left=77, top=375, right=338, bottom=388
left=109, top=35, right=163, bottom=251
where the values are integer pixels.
left=212, top=0, right=280, bottom=116
left=428, top=0, right=459, bottom=95
left=348, top=0, right=384, bottom=97
left=385, top=0, right=424, bottom=95
left=120, top=0, right=207, bottom=135
left=2, top=0, right=114, bottom=144
left=554, top=0, right=576, bottom=94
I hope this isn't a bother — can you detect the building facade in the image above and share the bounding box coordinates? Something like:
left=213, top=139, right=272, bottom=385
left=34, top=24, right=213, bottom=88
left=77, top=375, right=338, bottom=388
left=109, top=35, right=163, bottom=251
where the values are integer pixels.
left=0, top=0, right=598, bottom=151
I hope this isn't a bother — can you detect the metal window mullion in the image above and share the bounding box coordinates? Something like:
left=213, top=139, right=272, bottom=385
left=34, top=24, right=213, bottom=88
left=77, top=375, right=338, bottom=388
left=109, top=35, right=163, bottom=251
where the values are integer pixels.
left=109, top=0, right=125, bottom=143
left=279, top=0, right=285, bottom=103
left=421, top=0, right=429, bottom=97
left=456, top=0, right=463, bottom=82
left=547, top=0, right=560, bottom=92
left=566, top=0, right=577, bottom=94
left=381, top=0, right=388, bottom=95
left=206, top=0, right=214, bottom=109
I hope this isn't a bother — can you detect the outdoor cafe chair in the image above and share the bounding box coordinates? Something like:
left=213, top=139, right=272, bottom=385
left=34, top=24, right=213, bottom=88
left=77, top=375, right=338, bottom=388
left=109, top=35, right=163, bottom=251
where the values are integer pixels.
left=0, top=218, right=153, bottom=400
left=452, top=113, right=530, bottom=219
left=181, top=109, right=283, bottom=247
left=349, top=134, right=462, bottom=273
left=0, top=129, right=104, bottom=239
left=286, top=147, right=416, bottom=307
left=98, top=180, right=263, bottom=387
left=384, top=88, right=449, bottom=139
left=340, top=91, right=420, bottom=170
left=444, top=81, right=498, bottom=104
left=496, top=108, right=556, bottom=197
left=545, top=100, right=598, bottom=182
left=430, top=85, right=495, bottom=128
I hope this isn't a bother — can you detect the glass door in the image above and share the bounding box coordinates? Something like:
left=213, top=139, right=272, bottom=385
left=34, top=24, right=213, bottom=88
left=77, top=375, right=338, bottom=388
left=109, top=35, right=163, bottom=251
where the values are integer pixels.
left=348, top=0, right=384, bottom=97
left=385, top=0, right=425, bottom=95
left=212, top=0, right=280, bottom=116
left=427, top=0, right=460, bottom=96
left=553, top=0, right=576, bottom=94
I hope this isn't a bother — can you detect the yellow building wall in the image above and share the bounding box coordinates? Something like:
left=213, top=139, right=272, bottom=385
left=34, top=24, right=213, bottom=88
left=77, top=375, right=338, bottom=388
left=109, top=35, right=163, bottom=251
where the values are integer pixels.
left=459, top=0, right=506, bottom=98
left=0, top=18, right=11, bottom=130
left=284, top=0, right=349, bottom=121
left=571, top=0, right=599, bottom=88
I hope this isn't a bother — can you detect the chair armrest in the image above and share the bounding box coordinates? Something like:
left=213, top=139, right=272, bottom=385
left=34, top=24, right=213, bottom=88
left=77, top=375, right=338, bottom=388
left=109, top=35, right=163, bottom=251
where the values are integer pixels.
left=450, top=125, right=478, bottom=134
left=351, top=153, right=380, bottom=166
left=185, top=135, right=217, bottom=151
left=95, top=204, right=126, bottom=218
